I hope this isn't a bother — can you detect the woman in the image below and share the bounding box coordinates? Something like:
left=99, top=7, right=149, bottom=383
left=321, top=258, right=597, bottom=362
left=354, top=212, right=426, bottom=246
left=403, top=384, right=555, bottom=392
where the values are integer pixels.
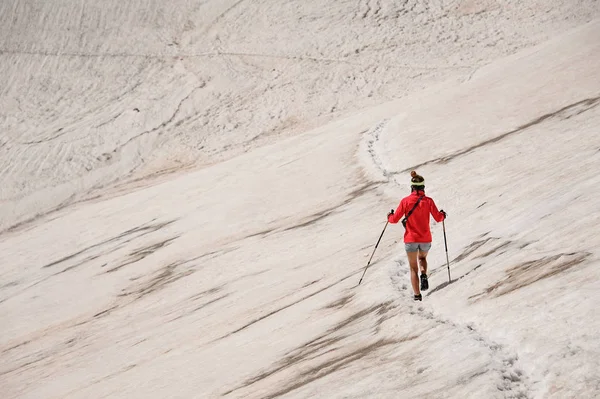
left=387, top=171, right=446, bottom=301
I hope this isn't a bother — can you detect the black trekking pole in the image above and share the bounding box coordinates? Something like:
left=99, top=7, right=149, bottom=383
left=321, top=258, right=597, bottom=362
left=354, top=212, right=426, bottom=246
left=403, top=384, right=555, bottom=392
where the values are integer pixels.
left=358, top=221, right=389, bottom=285
left=442, top=219, right=451, bottom=282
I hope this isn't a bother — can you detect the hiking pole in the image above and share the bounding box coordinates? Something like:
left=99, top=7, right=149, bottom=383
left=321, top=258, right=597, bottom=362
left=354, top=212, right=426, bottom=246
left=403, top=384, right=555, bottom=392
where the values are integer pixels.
left=358, top=221, right=389, bottom=285
left=442, top=219, right=451, bottom=282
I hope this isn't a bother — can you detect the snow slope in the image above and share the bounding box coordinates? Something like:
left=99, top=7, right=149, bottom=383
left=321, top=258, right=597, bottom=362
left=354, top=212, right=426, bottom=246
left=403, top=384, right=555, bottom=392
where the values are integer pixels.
left=1, top=0, right=599, bottom=232
left=1, top=2, right=600, bottom=399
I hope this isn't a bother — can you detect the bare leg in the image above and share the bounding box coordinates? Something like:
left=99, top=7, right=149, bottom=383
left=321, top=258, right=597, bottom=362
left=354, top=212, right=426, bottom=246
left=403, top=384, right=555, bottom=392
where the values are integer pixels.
left=418, top=251, right=429, bottom=275
left=406, top=251, right=420, bottom=295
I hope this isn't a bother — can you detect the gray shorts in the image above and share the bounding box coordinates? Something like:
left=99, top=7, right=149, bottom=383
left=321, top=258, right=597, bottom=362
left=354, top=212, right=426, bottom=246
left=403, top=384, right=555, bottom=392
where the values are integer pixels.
left=404, top=242, right=431, bottom=253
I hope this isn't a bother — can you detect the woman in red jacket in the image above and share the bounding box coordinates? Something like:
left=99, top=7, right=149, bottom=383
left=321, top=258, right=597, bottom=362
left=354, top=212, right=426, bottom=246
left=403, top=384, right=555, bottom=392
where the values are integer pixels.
left=387, top=171, right=446, bottom=301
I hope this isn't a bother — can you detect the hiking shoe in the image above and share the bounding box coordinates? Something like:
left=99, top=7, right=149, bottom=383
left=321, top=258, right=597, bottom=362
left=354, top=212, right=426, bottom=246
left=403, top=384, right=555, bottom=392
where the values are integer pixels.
left=413, top=294, right=422, bottom=301
left=420, top=273, right=429, bottom=291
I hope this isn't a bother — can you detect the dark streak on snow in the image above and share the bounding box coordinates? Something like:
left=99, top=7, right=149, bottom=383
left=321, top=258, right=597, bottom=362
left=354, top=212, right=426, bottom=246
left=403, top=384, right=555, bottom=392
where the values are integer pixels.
left=0, top=281, right=19, bottom=290
left=245, top=181, right=379, bottom=239
left=55, top=254, right=103, bottom=275
left=93, top=305, right=119, bottom=319
left=245, top=227, right=277, bottom=239
left=223, top=301, right=404, bottom=397
left=470, top=252, right=590, bottom=300
left=402, top=95, right=600, bottom=172
left=452, top=237, right=499, bottom=264
left=0, top=219, right=177, bottom=305
left=241, top=339, right=403, bottom=399
left=323, top=293, right=354, bottom=309
left=302, top=279, right=321, bottom=288
left=473, top=241, right=511, bottom=259
left=282, top=182, right=379, bottom=233
left=170, top=294, right=230, bottom=322
left=215, top=270, right=362, bottom=342
left=429, top=237, right=521, bottom=284
left=3, top=194, right=77, bottom=234
left=429, top=264, right=483, bottom=294
left=187, top=286, right=225, bottom=302
left=1, top=340, right=32, bottom=354
left=104, top=235, right=180, bottom=273
left=119, top=260, right=196, bottom=300
left=42, top=219, right=177, bottom=269
left=427, top=280, right=454, bottom=295
left=0, top=336, right=82, bottom=377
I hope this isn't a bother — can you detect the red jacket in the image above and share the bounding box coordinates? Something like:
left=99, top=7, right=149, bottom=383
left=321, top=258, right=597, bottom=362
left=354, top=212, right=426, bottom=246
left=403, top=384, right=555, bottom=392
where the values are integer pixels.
left=388, top=190, right=445, bottom=243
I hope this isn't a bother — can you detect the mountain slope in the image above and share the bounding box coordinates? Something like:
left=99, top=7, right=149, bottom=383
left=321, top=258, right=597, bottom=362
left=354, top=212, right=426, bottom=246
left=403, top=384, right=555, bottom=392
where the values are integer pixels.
left=1, top=5, right=599, bottom=399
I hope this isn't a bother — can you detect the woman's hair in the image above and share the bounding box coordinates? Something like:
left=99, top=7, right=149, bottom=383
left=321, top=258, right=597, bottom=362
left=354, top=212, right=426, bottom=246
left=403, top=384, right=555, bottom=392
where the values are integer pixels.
left=410, top=170, right=425, bottom=191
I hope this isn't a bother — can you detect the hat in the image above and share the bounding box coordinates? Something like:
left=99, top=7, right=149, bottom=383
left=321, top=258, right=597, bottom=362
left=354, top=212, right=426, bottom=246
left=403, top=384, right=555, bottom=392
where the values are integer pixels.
left=410, top=170, right=425, bottom=187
